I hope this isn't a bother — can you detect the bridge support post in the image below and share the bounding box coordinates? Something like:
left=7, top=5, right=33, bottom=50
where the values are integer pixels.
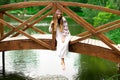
left=2, top=51, right=5, bottom=76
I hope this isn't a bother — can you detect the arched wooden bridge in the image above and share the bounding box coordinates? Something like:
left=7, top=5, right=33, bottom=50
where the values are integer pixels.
left=0, top=1, right=120, bottom=63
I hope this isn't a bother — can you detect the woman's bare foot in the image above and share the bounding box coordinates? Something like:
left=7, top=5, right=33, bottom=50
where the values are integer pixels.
left=61, top=61, right=65, bottom=70
left=61, top=58, right=66, bottom=70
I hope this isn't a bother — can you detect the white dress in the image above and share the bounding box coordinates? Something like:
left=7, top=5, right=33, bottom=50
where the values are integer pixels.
left=49, top=17, right=71, bottom=58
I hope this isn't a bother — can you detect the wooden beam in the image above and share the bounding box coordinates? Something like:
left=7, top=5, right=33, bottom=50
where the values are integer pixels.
left=0, top=1, right=52, bottom=12
left=70, top=34, right=92, bottom=45
left=12, top=3, right=52, bottom=34
left=51, top=2, right=58, bottom=50
left=61, top=2, right=120, bottom=15
left=0, top=37, right=120, bottom=63
left=1, top=1, right=120, bottom=16
left=14, top=9, right=53, bottom=36
left=0, top=13, right=4, bottom=38
left=0, top=4, right=52, bottom=41
left=4, top=9, right=53, bottom=37
left=0, top=38, right=52, bottom=51
left=4, top=12, right=22, bottom=22
left=97, top=23, right=120, bottom=33
left=78, top=19, right=120, bottom=37
left=71, top=22, right=120, bottom=45
left=18, top=30, right=51, bottom=49
left=57, top=3, right=120, bottom=54
left=0, top=19, right=50, bottom=49
left=69, top=42, right=120, bottom=63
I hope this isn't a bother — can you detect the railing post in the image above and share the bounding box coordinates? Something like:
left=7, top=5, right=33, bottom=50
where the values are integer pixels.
left=0, top=12, right=4, bottom=38
left=51, top=23, right=56, bottom=50
left=51, top=2, right=57, bottom=50
left=0, top=12, right=5, bottom=76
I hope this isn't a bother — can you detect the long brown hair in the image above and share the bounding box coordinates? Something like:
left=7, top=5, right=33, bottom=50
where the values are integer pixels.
left=53, top=9, right=63, bottom=32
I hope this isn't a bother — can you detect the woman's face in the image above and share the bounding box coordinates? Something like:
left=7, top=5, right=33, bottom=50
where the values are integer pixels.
left=55, top=10, right=62, bottom=19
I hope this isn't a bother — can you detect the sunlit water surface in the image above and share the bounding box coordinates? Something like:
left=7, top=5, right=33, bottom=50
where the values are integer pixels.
left=0, top=50, right=80, bottom=79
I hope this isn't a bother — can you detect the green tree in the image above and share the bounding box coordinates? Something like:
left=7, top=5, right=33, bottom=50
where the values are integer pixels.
left=93, top=0, right=120, bottom=44
left=0, top=0, right=10, bottom=5
left=81, top=0, right=109, bottom=25
left=114, top=0, right=120, bottom=10
left=93, top=0, right=118, bottom=27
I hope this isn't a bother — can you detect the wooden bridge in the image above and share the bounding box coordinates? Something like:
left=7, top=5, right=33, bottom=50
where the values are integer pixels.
left=0, top=1, right=120, bottom=65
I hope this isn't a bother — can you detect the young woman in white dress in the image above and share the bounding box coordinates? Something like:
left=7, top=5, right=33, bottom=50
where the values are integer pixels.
left=49, top=9, right=71, bottom=70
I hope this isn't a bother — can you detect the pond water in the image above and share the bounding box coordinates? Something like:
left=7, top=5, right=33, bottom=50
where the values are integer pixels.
left=0, top=14, right=119, bottom=80
left=0, top=50, right=80, bottom=80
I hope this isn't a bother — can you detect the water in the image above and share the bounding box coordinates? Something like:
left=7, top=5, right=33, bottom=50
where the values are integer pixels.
left=0, top=50, right=80, bottom=80
left=0, top=50, right=118, bottom=80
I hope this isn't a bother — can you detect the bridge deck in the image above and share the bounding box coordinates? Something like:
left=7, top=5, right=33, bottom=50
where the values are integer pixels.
left=1, top=34, right=120, bottom=63
left=2, top=34, right=116, bottom=49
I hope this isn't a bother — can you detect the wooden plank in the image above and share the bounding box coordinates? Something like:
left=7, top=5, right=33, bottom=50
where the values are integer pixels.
left=30, top=27, right=45, bottom=34
left=78, top=19, right=120, bottom=37
left=69, top=42, right=120, bottom=63
left=70, top=34, right=92, bottom=44
left=0, top=19, right=15, bottom=41
left=72, top=23, right=120, bottom=44
left=4, top=9, right=53, bottom=36
left=0, top=37, right=120, bottom=63
left=1, top=1, right=120, bottom=16
left=4, top=12, right=22, bottom=22
left=97, top=23, right=120, bottom=33
left=61, top=2, right=120, bottom=15
left=51, top=2, right=57, bottom=50
left=79, top=20, right=120, bottom=37
left=57, top=3, right=120, bottom=54
left=0, top=1, right=52, bottom=12
left=0, top=4, right=52, bottom=41
left=18, top=30, right=50, bottom=49
left=0, top=38, right=51, bottom=51
left=0, top=13, right=4, bottom=38
left=12, top=3, right=52, bottom=34
left=0, top=19, right=50, bottom=49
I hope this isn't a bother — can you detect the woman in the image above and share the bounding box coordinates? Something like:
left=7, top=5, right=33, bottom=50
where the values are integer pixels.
left=49, top=9, right=71, bottom=70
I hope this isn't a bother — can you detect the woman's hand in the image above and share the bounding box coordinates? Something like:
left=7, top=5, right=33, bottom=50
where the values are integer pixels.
left=62, top=36, right=65, bottom=43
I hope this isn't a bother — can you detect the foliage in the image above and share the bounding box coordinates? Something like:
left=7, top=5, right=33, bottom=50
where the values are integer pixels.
left=0, top=0, right=10, bottom=5
left=81, top=8, right=99, bottom=24
left=106, top=28, right=120, bottom=44
left=93, top=12, right=117, bottom=27
left=93, top=0, right=118, bottom=27
left=10, top=0, right=24, bottom=3
left=81, top=0, right=108, bottom=25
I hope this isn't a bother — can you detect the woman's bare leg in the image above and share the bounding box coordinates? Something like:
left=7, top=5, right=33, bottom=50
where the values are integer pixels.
left=61, top=58, right=65, bottom=70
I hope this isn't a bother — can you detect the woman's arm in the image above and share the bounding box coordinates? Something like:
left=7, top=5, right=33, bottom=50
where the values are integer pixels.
left=62, top=17, right=70, bottom=42
left=62, top=17, right=70, bottom=36
left=49, top=21, right=54, bottom=32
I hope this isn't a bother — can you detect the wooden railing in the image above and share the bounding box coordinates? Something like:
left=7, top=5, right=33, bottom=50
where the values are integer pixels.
left=0, top=1, right=120, bottom=54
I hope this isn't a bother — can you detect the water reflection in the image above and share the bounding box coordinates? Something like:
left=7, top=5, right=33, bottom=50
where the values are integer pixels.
left=0, top=50, right=79, bottom=80
left=77, top=55, right=118, bottom=80
left=0, top=50, right=118, bottom=80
